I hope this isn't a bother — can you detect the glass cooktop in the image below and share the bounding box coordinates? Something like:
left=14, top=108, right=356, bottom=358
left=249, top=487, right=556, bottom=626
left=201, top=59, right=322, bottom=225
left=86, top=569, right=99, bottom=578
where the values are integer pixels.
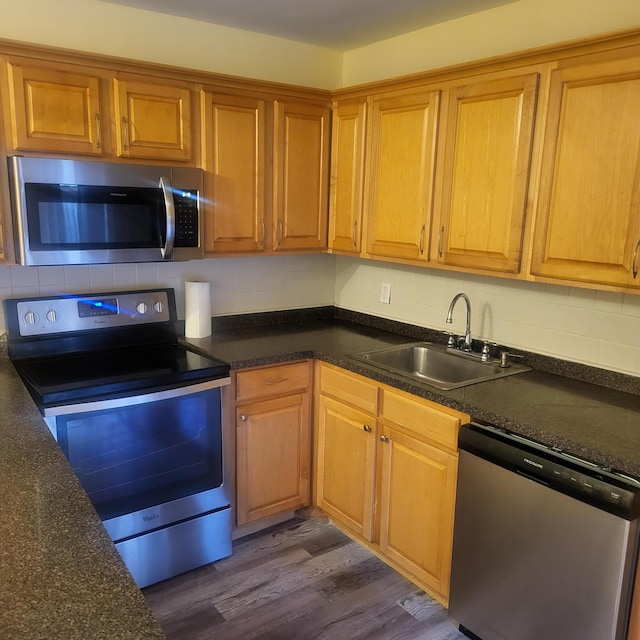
left=15, top=343, right=230, bottom=407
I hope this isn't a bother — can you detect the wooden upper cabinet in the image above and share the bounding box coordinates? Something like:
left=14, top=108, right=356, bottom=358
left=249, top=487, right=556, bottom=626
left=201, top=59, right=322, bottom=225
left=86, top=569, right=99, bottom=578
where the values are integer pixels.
left=328, top=98, right=367, bottom=254
left=365, top=89, right=440, bottom=262
left=272, top=99, right=330, bottom=251
left=531, top=51, right=640, bottom=288
left=203, top=92, right=266, bottom=254
left=436, top=73, right=539, bottom=273
left=113, top=76, right=193, bottom=162
left=2, top=59, right=104, bottom=155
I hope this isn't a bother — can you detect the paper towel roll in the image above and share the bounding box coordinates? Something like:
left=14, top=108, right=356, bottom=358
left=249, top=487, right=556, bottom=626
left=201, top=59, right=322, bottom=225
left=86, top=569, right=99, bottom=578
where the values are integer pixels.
left=185, top=281, right=211, bottom=338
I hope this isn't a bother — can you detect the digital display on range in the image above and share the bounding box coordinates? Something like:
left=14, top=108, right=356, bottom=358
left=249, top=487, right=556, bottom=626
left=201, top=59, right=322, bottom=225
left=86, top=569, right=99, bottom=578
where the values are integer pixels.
left=77, top=298, right=119, bottom=318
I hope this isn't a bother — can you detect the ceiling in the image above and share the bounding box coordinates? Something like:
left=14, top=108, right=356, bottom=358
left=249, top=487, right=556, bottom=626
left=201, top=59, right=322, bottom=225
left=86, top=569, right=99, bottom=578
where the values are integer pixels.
left=100, top=0, right=518, bottom=50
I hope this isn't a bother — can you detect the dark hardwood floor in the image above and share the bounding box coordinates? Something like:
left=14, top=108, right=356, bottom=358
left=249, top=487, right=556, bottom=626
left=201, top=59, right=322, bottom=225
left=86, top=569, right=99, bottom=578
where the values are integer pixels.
left=143, top=510, right=466, bottom=640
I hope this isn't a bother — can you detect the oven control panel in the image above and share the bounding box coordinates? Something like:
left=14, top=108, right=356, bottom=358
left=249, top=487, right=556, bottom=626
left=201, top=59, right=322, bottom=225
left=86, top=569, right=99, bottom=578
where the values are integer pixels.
left=13, top=290, right=172, bottom=336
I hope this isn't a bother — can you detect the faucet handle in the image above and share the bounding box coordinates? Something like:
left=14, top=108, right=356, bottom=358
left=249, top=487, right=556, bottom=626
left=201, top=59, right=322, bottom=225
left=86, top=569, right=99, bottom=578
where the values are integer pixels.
left=443, top=331, right=456, bottom=348
left=481, top=341, right=499, bottom=362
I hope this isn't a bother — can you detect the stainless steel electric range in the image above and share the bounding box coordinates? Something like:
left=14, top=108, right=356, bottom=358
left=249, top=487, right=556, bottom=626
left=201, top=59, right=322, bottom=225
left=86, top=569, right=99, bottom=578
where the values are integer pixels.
left=4, top=288, right=231, bottom=588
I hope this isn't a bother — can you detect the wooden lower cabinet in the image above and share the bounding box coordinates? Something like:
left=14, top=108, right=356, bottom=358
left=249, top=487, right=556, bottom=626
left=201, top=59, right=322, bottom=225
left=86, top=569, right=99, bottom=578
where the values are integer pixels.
left=378, top=424, right=458, bottom=598
left=315, top=395, right=376, bottom=541
left=234, top=361, right=312, bottom=528
left=314, top=361, right=468, bottom=605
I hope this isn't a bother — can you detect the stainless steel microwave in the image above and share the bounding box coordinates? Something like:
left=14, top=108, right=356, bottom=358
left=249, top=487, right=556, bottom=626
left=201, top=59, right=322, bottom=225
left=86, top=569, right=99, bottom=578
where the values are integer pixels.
left=8, top=156, right=204, bottom=266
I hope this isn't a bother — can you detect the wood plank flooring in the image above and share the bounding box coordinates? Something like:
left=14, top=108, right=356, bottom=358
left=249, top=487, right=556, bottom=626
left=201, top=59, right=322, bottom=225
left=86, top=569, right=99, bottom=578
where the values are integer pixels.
left=143, top=510, right=466, bottom=640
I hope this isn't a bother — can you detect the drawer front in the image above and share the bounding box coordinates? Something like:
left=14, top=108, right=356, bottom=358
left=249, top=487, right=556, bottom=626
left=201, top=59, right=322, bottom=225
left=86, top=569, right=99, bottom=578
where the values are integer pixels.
left=380, top=389, right=466, bottom=451
left=237, top=362, right=311, bottom=403
left=318, top=364, right=378, bottom=415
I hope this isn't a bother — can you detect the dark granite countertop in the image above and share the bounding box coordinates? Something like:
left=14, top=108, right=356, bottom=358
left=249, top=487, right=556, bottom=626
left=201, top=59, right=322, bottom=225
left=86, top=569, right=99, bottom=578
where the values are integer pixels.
left=2, top=306, right=639, bottom=637
left=0, top=341, right=165, bottom=640
left=183, top=309, right=640, bottom=478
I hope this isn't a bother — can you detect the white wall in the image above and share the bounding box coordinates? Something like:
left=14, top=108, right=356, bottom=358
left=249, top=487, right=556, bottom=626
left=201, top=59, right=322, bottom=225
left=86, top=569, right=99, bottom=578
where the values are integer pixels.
left=0, top=0, right=342, bottom=88
left=335, top=257, right=640, bottom=377
left=0, top=254, right=337, bottom=333
left=4, top=0, right=640, bottom=89
left=342, top=0, right=640, bottom=85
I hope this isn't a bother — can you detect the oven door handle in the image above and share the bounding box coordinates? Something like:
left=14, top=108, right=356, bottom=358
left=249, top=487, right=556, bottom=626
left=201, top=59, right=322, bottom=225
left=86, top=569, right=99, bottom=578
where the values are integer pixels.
left=43, top=377, right=230, bottom=418
left=160, top=176, right=175, bottom=260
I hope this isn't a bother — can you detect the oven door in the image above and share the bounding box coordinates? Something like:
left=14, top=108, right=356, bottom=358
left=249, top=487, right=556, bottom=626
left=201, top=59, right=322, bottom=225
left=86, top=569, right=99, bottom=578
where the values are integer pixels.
left=45, top=378, right=230, bottom=542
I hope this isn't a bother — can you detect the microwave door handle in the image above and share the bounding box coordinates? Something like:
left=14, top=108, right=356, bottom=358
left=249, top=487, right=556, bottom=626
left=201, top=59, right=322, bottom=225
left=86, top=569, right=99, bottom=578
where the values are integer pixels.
left=160, top=176, right=175, bottom=259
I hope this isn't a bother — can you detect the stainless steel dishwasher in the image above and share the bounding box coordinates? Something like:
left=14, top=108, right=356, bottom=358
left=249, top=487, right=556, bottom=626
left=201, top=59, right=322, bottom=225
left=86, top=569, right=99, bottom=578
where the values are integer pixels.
left=449, top=421, right=640, bottom=640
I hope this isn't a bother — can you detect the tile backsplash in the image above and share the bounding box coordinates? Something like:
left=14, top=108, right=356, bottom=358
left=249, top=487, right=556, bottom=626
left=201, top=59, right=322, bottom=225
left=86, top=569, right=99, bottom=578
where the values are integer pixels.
left=335, top=256, right=640, bottom=377
left=0, top=254, right=336, bottom=334
left=1, top=253, right=639, bottom=377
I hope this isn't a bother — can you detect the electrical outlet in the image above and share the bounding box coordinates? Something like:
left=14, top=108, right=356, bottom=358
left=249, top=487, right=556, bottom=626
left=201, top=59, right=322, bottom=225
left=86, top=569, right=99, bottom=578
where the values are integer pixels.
left=380, top=282, right=391, bottom=304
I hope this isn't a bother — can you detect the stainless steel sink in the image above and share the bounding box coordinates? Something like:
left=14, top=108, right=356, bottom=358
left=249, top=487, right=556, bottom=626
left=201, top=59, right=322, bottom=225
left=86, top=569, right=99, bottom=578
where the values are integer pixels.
left=350, top=342, right=531, bottom=390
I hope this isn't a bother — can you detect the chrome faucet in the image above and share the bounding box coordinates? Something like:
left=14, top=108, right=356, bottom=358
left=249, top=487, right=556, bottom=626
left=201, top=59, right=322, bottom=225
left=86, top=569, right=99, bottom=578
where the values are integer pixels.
left=446, top=292, right=472, bottom=351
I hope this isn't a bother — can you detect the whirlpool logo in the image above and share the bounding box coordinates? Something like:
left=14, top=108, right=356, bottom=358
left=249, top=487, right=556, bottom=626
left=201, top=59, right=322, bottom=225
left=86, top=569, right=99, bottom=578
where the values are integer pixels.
left=143, top=513, right=159, bottom=523
left=523, top=457, right=543, bottom=469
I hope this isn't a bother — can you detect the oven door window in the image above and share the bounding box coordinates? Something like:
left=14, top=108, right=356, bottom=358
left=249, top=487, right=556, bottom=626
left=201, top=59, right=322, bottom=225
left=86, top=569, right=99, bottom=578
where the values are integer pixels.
left=55, top=388, right=222, bottom=522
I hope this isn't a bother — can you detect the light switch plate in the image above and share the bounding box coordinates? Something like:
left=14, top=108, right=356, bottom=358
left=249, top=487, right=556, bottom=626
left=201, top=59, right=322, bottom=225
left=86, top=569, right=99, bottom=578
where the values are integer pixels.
left=380, top=282, right=391, bottom=304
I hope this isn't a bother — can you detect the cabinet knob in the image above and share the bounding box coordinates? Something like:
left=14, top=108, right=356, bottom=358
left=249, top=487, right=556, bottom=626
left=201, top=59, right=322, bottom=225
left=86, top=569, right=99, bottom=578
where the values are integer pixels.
left=380, top=435, right=389, bottom=443
left=240, top=414, right=247, bottom=421
left=363, top=424, right=372, bottom=432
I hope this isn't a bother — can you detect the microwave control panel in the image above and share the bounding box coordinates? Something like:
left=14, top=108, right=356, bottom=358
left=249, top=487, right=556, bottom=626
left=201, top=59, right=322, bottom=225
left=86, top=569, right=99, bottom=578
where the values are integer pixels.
left=174, top=190, right=199, bottom=248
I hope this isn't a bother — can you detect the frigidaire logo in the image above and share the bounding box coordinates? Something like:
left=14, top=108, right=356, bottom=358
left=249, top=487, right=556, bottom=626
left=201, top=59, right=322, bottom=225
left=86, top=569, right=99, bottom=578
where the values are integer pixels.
left=110, top=192, right=128, bottom=197
left=143, top=513, right=159, bottom=523
left=523, top=457, right=543, bottom=469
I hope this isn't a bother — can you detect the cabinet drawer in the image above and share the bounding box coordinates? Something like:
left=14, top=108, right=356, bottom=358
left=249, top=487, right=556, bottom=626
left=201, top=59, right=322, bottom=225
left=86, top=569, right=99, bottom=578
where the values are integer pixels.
left=318, top=364, right=378, bottom=414
left=237, top=362, right=311, bottom=403
left=380, top=389, right=466, bottom=451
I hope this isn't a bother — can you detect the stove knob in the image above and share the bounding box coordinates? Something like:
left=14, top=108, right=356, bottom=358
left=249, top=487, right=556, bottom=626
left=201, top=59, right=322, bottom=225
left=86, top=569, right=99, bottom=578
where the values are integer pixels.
left=153, top=301, right=165, bottom=314
left=45, top=309, right=58, bottom=323
left=136, top=302, right=148, bottom=315
left=24, top=310, right=39, bottom=325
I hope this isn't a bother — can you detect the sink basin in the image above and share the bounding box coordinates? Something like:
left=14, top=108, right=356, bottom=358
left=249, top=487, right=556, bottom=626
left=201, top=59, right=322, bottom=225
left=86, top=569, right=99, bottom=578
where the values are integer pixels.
left=350, top=342, right=531, bottom=390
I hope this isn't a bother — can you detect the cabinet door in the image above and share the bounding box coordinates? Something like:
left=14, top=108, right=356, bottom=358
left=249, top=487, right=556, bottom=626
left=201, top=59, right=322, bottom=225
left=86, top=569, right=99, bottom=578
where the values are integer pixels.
left=531, top=53, right=640, bottom=288
left=437, top=73, right=539, bottom=273
left=365, top=89, right=439, bottom=261
left=3, top=60, right=103, bottom=155
left=378, top=425, right=458, bottom=600
left=236, top=393, right=311, bottom=526
left=204, top=93, right=266, bottom=254
left=328, top=98, right=367, bottom=253
left=315, top=395, right=376, bottom=541
left=114, top=77, right=193, bottom=162
left=273, top=100, right=330, bottom=251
